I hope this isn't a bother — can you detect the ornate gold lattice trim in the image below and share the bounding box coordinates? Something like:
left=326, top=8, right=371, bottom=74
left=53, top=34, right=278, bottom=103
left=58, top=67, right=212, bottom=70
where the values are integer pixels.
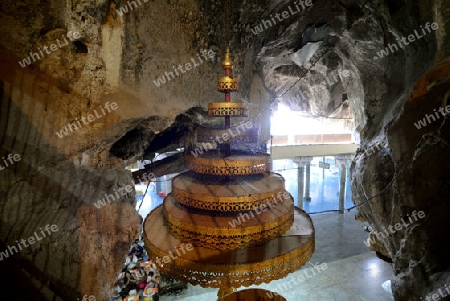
left=208, top=102, right=248, bottom=117
left=164, top=198, right=294, bottom=250
left=171, top=172, right=286, bottom=212
left=171, top=189, right=285, bottom=212
left=218, top=76, right=238, bottom=91
left=144, top=231, right=315, bottom=289
left=184, top=153, right=270, bottom=175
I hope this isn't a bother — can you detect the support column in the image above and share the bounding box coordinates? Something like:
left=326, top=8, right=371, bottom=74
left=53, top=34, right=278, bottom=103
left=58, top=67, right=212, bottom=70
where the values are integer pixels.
left=338, top=163, right=346, bottom=214
left=156, top=176, right=162, bottom=195
left=270, top=135, right=273, bottom=169
left=335, top=154, right=353, bottom=214
left=293, top=156, right=312, bottom=205
left=305, top=163, right=311, bottom=201
left=297, top=166, right=304, bottom=209
left=322, top=156, right=325, bottom=179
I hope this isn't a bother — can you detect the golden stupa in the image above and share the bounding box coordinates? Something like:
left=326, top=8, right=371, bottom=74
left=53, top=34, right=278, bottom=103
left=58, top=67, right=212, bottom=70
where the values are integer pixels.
left=143, top=48, right=315, bottom=300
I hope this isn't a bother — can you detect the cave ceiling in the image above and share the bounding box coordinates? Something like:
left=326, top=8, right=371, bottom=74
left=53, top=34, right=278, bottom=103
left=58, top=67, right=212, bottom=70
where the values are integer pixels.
left=107, top=0, right=384, bottom=159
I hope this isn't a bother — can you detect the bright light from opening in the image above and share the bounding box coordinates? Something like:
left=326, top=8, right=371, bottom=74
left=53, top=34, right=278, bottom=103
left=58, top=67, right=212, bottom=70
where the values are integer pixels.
left=365, top=259, right=381, bottom=277
left=270, top=103, right=352, bottom=136
left=271, top=104, right=323, bottom=135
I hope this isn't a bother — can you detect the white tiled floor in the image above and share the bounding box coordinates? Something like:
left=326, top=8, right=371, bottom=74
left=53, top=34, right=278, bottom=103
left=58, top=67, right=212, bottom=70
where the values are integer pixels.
left=137, top=158, right=394, bottom=301
left=156, top=212, right=394, bottom=301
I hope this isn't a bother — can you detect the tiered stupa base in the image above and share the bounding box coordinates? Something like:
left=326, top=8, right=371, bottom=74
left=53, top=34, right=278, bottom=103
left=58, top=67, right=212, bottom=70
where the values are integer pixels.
left=171, top=171, right=287, bottom=212
left=142, top=48, right=315, bottom=298
left=163, top=193, right=294, bottom=249
left=184, top=150, right=270, bottom=176
left=143, top=205, right=314, bottom=288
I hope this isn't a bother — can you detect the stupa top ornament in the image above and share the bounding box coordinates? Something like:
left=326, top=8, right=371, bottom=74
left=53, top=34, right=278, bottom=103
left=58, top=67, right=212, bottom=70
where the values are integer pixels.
left=222, top=47, right=233, bottom=70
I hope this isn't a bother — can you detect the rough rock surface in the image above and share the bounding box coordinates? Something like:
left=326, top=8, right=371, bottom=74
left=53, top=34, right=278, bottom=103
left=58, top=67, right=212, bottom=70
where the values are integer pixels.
left=0, top=0, right=449, bottom=300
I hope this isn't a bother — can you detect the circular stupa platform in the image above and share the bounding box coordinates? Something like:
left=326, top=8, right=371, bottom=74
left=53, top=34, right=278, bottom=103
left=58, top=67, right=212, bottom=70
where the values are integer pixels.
left=184, top=150, right=270, bottom=176
left=171, top=171, right=286, bottom=212
left=163, top=193, right=294, bottom=250
left=143, top=206, right=315, bottom=288
left=208, top=102, right=247, bottom=117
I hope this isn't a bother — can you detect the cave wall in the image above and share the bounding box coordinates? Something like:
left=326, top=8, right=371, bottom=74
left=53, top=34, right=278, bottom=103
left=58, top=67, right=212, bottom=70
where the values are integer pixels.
left=0, top=0, right=449, bottom=300
left=352, top=59, right=450, bottom=301
left=347, top=2, right=450, bottom=301
left=0, top=0, right=257, bottom=299
left=0, top=64, right=144, bottom=300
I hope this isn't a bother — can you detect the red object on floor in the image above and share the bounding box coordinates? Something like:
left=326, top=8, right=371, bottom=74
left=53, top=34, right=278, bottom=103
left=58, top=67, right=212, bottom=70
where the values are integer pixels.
left=159, top=192, right=166, bottom=197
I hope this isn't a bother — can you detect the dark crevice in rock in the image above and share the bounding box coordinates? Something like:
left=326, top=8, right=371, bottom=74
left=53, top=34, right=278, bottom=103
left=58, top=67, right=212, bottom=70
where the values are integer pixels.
left=109, top=126, right=155, bottom=159
left=109, top=108, right=216, bottom=162
left=273, top=64, right=306, bottom=77
left=143, top=107, right=213, bottom=159
left=0, top=244, right=48, bottom=301
left=73, top=41, right=88, bottom=53
left=297, top=23, right=330, bottom=51
left=385, top=0, right=406, bottom=16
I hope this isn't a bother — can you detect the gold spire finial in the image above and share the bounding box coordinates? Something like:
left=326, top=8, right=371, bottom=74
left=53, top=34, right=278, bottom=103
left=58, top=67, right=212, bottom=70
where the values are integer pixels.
left=222, top=47, right=233, bottom=70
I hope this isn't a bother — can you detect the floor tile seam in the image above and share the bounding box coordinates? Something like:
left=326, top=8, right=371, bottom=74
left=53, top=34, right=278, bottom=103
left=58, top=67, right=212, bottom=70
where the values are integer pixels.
left=312, top=250, right=381, bottom=265
left=303, top=257, right=374, bottom=301
left=313, top=267, right=365, bottom=301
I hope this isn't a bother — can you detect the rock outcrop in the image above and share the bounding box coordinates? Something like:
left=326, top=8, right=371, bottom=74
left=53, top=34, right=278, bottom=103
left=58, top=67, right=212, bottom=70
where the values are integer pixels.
left=0, top=0, right=449, bottom=300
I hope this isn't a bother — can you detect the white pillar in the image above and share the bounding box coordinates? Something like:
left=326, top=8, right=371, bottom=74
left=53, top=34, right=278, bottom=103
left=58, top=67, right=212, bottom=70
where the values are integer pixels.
left=305, top=163, right=311, bottom=201
left=339, top=163, right=346, bottom=214
left=297, top=166, right=304, bottom=208
left=335, top=155, right=353, bottom=214
left=293, top=156, right=312, bottom=205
